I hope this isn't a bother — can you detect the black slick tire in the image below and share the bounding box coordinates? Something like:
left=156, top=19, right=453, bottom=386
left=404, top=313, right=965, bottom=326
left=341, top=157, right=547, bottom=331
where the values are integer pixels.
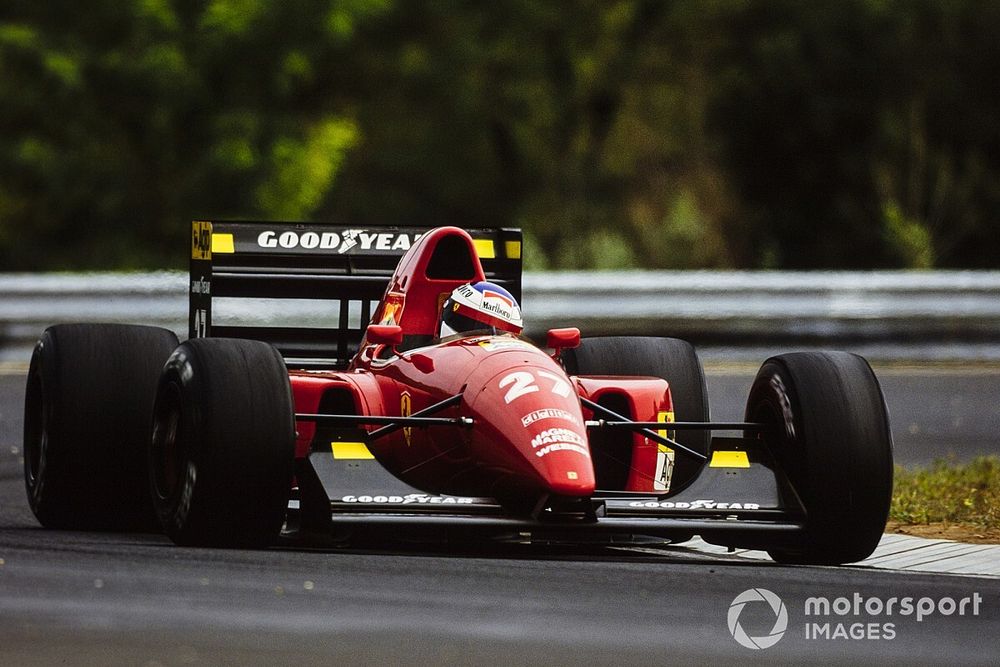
left=745, top=352, right=893, bottom=565
left=23, top=323, right=179, bottom=530
left=150, top=338, right=295, bottom=548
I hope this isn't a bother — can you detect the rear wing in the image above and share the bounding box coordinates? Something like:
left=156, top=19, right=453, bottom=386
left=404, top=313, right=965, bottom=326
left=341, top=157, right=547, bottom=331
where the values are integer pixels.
left=189, top=221, right=522, bottom=368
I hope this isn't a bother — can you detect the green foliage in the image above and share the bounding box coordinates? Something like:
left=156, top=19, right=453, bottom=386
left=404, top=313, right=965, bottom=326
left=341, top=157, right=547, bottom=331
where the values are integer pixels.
left=256, top=118, right=358, bottom=220
left=0, top=0, right=998, bottom=269
left=882, top=201, right=934, bottom=268
left=560, top=228, right=635, bottom=271
left=200, top=0, right=266, bottom=36
left=891, top=457, right=1000, bottom=529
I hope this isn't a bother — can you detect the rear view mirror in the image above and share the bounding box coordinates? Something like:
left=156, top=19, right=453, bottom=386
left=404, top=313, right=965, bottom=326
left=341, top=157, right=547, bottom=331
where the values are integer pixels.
left=547, top=327, right=581, bottom=351
left=367, top=324, right=403, bottom=346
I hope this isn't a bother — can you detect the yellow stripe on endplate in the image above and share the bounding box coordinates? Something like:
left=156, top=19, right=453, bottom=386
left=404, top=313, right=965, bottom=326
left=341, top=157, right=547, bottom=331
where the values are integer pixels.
left=191, top=221, right=212, bottom=260
left=504, top=240, right=522, bottom=259
left=473, top=239, right=496, bottom=259
left=656, top=410, right=675, bottom=444
left=709, top=450, right=751, bottom=468
left=212, top=233, right=235, bottom=254
left=331, top=442, right=375, bottom=460
left=654, top=410, right=675, bottom=491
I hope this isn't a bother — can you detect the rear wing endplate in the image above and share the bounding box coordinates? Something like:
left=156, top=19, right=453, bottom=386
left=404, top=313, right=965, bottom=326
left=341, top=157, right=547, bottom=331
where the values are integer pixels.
left=189, top=221, right=522, bottom=367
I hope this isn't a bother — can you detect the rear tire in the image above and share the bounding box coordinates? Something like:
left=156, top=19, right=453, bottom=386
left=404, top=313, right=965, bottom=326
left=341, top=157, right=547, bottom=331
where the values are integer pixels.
left=150, top=338, right=295, bottom=548
left=23, top=324, right=179, bottom=530
left=562, top=336, right=710, bottom=489
left=744, top=352, right=893, bottom=565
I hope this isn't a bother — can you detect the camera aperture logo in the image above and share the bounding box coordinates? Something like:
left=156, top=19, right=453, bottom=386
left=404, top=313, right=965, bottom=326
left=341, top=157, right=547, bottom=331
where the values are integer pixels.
left=728, top=588, right=788, bottom=649
left=728, top=588, right=984, bottom=648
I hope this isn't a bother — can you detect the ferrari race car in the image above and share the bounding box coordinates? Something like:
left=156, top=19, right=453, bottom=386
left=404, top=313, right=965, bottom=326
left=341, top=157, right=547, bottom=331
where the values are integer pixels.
left=23, top=222, right=894, bottom=565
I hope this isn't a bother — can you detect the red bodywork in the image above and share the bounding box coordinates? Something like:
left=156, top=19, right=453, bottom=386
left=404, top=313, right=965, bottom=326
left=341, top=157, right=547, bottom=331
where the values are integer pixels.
left=288, top=227, right=674, bottom=509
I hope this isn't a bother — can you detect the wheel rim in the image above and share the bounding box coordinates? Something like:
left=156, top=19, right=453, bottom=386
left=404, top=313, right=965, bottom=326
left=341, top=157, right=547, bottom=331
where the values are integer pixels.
left=151, top=382, right=184, bottom=500
left=23, top=366, right=46, bottom=490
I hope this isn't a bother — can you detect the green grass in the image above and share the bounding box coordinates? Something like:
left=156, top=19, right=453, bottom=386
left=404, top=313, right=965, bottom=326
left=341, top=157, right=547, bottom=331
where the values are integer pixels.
left=891, top=456, right=1000, bottom=529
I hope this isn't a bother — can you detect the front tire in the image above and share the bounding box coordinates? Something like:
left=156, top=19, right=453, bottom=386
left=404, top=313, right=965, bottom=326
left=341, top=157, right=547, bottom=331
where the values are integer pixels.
left=150, top=338, right=295, bottom=548
left=745, top=352, right=893, bottom=565
left=23, top=324, right=179, bottom=530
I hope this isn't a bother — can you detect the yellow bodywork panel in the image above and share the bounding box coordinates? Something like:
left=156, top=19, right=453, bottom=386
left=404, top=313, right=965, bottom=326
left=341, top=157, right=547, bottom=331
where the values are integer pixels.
left=211, top=233, right=235, bottom=254
left=331, top=442, right=375, bottom=460
left=709, top=450, right=751, bottom=468
left=473, top=239, right=496, bottom=259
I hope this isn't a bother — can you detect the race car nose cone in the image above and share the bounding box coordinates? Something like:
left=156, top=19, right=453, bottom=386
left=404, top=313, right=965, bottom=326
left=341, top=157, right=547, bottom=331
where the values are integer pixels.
left=462, top=344, right=596, bottom=504
left=524, top=421, right=596, bottom=496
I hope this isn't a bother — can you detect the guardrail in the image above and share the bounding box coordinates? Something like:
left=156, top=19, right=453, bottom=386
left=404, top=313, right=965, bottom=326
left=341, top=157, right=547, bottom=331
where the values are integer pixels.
left=2, top=271, right=999, bottom=362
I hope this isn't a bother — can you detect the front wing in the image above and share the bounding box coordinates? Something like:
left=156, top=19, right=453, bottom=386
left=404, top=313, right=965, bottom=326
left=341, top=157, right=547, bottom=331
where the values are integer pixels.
left=286, top=434, right=807, bottom=552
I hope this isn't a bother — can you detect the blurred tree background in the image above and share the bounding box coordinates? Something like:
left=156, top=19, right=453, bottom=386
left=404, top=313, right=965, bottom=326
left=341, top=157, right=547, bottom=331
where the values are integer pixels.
left=0, top=0, right=997, bottom=271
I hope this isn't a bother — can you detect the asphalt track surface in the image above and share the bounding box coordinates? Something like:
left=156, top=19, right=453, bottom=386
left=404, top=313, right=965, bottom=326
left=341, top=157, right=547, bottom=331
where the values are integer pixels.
left=1, top=365, right=999, bottom=665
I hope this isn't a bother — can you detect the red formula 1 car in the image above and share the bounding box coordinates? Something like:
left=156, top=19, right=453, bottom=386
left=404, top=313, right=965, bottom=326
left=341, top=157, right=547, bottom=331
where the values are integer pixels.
left=23, top=222, right=894, bottom=564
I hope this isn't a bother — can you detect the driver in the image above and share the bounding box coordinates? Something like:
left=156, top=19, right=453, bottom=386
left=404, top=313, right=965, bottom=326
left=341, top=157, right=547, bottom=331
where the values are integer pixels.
left=439, top=281, right=523, bottom=337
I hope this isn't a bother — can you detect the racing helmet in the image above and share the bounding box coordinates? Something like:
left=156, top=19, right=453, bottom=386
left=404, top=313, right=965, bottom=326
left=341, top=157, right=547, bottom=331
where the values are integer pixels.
left=440, top=281, right=523, bottom=337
